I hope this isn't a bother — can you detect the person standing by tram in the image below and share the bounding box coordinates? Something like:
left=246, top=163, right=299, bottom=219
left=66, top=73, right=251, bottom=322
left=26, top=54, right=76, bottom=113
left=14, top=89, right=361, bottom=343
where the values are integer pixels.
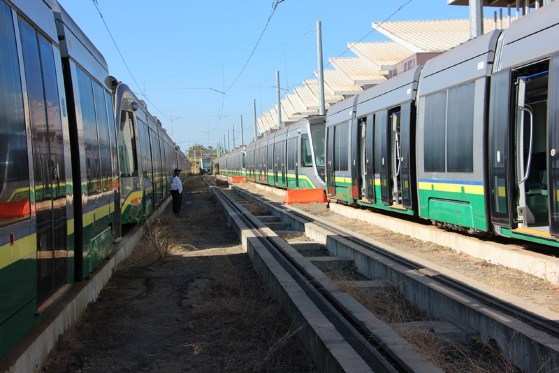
left=170, top=168, right=183, bottom=215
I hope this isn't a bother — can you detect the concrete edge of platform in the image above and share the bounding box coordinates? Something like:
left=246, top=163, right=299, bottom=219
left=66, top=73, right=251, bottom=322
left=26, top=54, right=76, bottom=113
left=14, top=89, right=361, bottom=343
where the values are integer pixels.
left=3, top=198, right=171, bottom=373
left=275, top=203, right=559, bottom=372
left=211, top=188, right=373, bottom=373
left=329, top=202, right=559, bottom=285
left=245, top=181, right=287, bottom=198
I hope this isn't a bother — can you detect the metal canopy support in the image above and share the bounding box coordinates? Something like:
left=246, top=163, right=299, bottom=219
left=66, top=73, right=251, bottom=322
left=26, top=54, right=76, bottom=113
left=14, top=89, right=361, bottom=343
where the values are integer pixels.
left=316, top=20, right=326, bottom=116
left=253, top=99, right=258, bottom=139
left=240, top=115, right=244, bottom=145
left=276, top=70, right=282, bottom=128
left=469, top=0, right=484, bottom=38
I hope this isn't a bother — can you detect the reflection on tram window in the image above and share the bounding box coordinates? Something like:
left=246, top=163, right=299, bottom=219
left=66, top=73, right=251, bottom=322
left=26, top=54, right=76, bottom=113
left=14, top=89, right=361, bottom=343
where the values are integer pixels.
left=0, top=2, right=30, bottom=225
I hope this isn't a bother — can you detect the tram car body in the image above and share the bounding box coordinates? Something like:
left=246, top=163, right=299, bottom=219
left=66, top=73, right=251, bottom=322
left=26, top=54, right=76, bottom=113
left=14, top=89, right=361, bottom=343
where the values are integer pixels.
left=326, top=3, right=559, bottom=248
left=326, top=68, right=420, bottom=216
left=220, top=117, right=325, bottom=190
left=0, top=0, right=183, bottom=358
left=114, top=84, right=179, bottom=224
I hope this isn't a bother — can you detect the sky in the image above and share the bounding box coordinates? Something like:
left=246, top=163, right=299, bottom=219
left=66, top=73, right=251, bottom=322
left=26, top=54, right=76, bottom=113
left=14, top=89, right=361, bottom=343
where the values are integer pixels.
left=57, top=0, right=471, bottom=151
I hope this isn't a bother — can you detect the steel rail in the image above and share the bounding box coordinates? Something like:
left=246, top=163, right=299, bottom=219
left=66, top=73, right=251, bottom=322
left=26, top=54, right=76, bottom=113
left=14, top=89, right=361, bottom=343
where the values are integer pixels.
left=215, top=187, right=419, bottom=373
left=233, top=186, right=559, bottom=340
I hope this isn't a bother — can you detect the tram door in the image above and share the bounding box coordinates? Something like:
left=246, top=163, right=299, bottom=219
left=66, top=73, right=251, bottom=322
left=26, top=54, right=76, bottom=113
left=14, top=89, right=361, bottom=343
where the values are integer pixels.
left=20, top=20, right=69, bottom=304
left=390, top=109, right=403, bottom=207
left=359, top=119, right=367, bottom=199
left=514, top=64, right=549, bottom=232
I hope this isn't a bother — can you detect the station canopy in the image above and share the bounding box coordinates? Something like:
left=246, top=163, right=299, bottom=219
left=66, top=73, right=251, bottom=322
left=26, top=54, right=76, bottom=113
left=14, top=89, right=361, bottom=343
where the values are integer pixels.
left=448, top=0, right=544, bottom=5
left=255, top=15, right=511, bottom=134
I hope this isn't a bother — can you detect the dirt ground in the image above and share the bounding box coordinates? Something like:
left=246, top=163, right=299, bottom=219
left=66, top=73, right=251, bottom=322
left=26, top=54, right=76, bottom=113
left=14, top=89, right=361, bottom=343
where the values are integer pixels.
left=42, top=177, right=315, bottom=373
left=238, top=182, right=559, bottom=314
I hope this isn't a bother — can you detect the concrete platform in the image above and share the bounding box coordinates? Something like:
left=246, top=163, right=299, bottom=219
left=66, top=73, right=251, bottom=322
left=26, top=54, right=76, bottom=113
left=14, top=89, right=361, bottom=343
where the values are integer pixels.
left=329, top=203, right=559, bottom=285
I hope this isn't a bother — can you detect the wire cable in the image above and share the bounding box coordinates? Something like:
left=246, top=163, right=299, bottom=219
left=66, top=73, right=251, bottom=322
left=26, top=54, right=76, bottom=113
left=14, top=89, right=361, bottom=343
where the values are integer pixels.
left=224, top=0, right=287, bottom=93
left=91, top=0, right=168, bottom=119
left=336, top=0, right=415, bottom=57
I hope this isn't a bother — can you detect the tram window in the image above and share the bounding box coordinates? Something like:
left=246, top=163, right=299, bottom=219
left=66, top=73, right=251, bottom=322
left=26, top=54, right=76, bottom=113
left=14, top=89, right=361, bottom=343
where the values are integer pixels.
left=447, top=82, right=474, bottom=173
left=424, top=91, right=446, bottom=172
left=0, top=1, right=30, bottom=225
left=76, top=68, right=102, bottom=194
left=20, top=18, right=50, bottom=201
left=310, top=125, right=325, bottom=167
left=287, top=138, right=297, bottom=169
left=119, top=111, right=138, bottom=177
left=104, top=91, right=117, bottom=179
left=301, top=134, right=313, bottom=167
left=335, top=122, right=349, bottom=171
left=93, top=82, right=112, bottom=191
left=38, top=35, right=65, bottom=198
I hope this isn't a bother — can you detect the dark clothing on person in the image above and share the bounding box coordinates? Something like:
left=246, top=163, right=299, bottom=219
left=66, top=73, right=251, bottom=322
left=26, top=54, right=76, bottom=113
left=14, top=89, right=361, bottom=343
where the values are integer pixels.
left=171, top=190, right=182, bottom=214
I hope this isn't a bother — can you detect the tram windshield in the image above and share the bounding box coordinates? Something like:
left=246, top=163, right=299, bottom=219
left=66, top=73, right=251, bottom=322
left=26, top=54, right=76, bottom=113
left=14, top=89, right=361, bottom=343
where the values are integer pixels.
left=310, top=124, right=325, bottom=167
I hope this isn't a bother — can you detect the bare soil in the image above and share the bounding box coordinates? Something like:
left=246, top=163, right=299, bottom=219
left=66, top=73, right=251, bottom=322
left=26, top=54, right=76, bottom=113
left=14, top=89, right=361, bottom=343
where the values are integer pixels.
left=238, top=182, right=559, bottom=314
left=42, top=177, right=315, bottom=373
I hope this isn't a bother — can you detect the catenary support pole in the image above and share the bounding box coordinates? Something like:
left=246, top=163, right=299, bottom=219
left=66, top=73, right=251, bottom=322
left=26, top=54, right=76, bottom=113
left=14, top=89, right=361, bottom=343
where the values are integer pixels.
left=316, top=20, right=326, bottom=116
left=469, top=0, right=484, bottom=38
left=241, top=115, right=244, bottom=146
left=253, top=99, right=258, bottom=140
left=276, top=70, right=282, bottom=128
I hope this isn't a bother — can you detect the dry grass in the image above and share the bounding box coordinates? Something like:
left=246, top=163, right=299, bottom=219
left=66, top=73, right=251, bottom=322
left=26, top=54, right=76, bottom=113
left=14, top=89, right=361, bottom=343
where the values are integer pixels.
left=186, top=258, right=316, bottom=373
left=145, top=217, right=172, bottom=259
left=399, top=328, right=519, bottom=373
left=339, top=285, right=425, bottom=323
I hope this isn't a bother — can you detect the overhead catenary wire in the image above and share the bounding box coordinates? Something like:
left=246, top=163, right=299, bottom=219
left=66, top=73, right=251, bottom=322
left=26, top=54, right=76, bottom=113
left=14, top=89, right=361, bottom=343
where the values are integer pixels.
left=224, top=0, right=287, bottom=93
left=336, top=0, right=415, bottom=57
left=91, top=0, right=169, bottom=120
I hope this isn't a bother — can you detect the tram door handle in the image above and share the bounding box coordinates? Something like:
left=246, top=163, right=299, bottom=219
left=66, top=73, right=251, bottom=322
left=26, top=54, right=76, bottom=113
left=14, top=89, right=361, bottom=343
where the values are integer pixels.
left=519, top=106, right=534, bottom=185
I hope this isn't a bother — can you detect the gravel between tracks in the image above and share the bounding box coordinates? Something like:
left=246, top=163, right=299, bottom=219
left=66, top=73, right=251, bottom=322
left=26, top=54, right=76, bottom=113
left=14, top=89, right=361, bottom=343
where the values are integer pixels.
left=238, top=182, right=559, bottom=314
left=42, top=176, right=315, bottom=373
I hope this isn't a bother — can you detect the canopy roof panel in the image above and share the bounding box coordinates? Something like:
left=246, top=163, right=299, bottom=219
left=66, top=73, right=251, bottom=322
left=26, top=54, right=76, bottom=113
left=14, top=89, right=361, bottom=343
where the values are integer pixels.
left=348, top=42, right=412, bottom=68
left=372, top=18, right=503, bottom=52
left=329, top=57, right=388, bottom=85
left=322, top=70, right=363, bottom=96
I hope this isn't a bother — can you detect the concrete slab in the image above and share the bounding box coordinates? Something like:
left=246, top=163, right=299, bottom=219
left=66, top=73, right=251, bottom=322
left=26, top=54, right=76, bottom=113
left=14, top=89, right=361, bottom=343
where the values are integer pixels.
left=329, top=202, right=559, bottom=285
left=308, top=257, right=355, bottom=272
left=289, top=242, right=330, bottom=257
left=393, top=321, right=476, bottom=344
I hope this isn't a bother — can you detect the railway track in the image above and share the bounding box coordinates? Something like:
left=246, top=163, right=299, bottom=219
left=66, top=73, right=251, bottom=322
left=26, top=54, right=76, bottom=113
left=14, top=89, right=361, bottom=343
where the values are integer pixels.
left=212, top=185, right=441, bottom=373
left=213, top=182, right=559, bottom=372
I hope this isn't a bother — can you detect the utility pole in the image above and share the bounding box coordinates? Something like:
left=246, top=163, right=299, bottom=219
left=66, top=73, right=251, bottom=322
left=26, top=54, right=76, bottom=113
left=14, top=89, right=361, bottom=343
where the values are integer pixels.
left=253, top=99, right=258, bottom=139
left=316, top=20, right=326, bottom=116
left=469, top=0, right=484, bottom=38
left=276, top=70, right=282, bottom=128
left=240, top=115, right=244, bottom=146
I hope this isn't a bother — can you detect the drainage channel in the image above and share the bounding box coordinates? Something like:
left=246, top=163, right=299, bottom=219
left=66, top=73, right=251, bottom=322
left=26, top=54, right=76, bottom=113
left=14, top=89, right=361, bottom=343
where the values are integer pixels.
left=231, top=185, right=559, bottom=373
left=212, top=186, right=442, bottom=373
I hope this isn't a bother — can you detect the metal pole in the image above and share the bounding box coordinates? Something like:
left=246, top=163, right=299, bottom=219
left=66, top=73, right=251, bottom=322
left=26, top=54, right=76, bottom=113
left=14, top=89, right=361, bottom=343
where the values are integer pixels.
left=240, top=115, right=244, bottom=146
left=316, top=20, right=326, bottom=116
left=469, top=0, right=484, bottom=38
left=276, top=70, right=282, bottom=128
left=253, top=99, right=258, bottom=139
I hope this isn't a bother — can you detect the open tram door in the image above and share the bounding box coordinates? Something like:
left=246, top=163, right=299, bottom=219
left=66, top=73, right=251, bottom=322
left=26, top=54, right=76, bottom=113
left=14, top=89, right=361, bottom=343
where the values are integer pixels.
left=326, top=126, right=335, bottom=197
left=489, top=60, right=558, bottom=238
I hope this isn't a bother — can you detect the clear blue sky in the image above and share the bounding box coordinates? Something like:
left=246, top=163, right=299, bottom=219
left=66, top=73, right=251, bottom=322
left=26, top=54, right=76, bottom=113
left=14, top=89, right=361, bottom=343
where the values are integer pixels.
left=57, top=0, right=471, bottom=151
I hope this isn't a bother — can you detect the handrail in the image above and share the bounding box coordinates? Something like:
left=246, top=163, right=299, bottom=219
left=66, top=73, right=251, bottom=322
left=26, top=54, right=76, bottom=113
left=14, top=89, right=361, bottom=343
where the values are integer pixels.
left=519, top=105, right=535, bottom=185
